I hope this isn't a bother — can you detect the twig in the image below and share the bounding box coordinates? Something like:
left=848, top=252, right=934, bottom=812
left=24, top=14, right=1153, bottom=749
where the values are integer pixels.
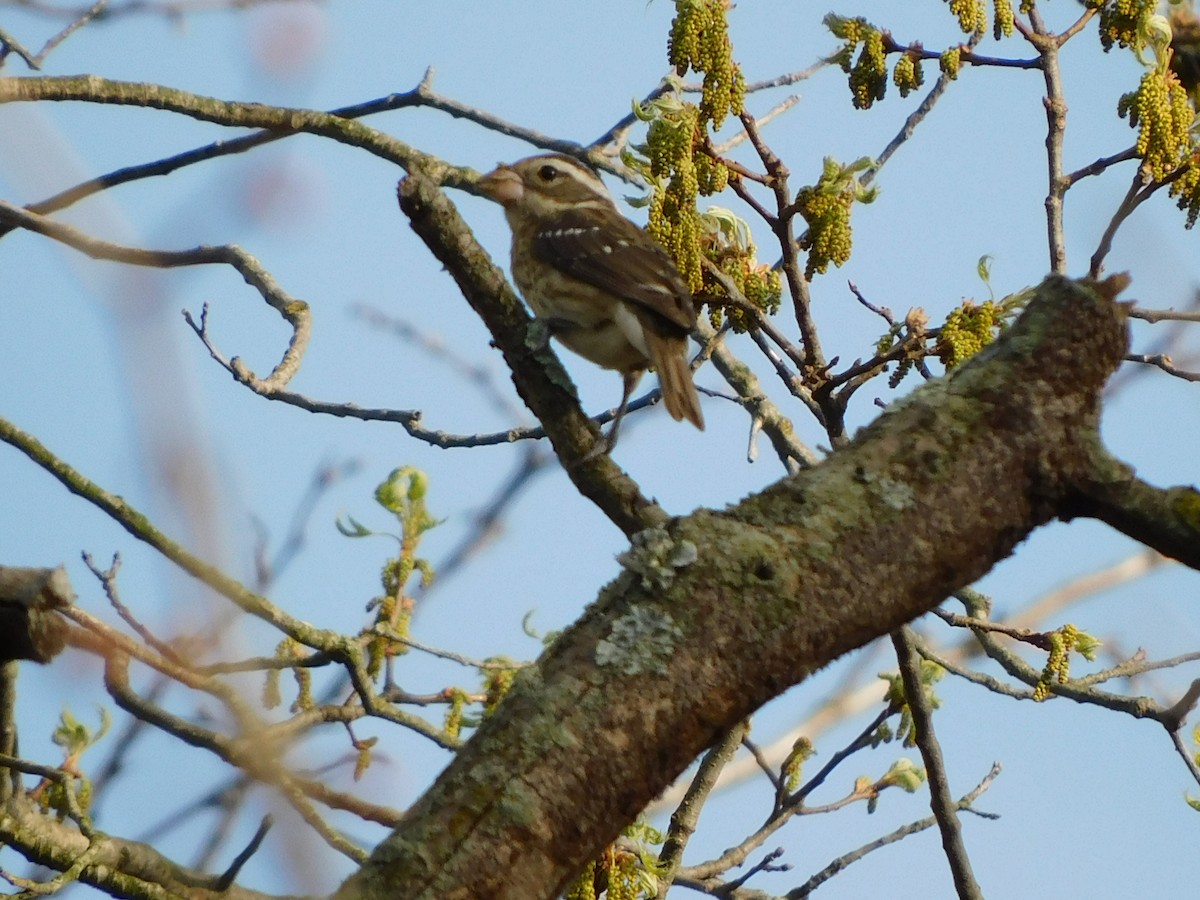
left=1128, top=305, right=1200, bottom=324
left=882, top=32, right=1038, bottom=71
left=931, top=608, right=1051, bottom=649
left=892, top=628, right=983, bottom=900
left=676, top=706, right=893, bottom=885
left=0, top=200, right=311, bottom=394
left=212, top=816, right=272, bottom=891
left=1123, top=353, right=1200, bottom=382
left=1090, top=165, right=1185, bottom=277
left=740, top=734, right=783, bottom=797
left=651, top=549, right=1168, bottom=815
left=1168, top=728, right=1200, bottom=788
left=866, top=32, right=985, bottom=184
left=693, top=318, right=819, bottom=470
left=701, top=260, right=807, bottom=371
left=1023, top=10, right=1070, bottom=274
left=714, top=95, right=801, bottom=154
left=655, top=722, right=748, bottom=898
left=1089, top=171, right=1148, bottom=278
left=590, top=62, right=828, bottom=152
left=1064, top=146, right=1139, bottom=186
left=0, top=415, right=341, bottom=652
left=373, top=628, right=528, bottom=671
left=81, top=553, right=185, bottom=665
left=0, top=0, right=106, bottom=70
left=785, top=764, right=1002, bottom=899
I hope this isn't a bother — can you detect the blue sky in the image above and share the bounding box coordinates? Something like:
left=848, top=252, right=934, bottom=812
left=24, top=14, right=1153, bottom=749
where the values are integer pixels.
left=2, top=2, right=1199, bottom=898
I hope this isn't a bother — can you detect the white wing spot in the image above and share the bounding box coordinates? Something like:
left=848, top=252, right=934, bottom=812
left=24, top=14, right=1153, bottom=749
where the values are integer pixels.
left=547, top=226, right=605, bottom=239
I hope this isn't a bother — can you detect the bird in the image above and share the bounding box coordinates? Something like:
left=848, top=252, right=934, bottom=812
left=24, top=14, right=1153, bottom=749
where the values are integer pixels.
left=477, top=153, right=704, bottom=451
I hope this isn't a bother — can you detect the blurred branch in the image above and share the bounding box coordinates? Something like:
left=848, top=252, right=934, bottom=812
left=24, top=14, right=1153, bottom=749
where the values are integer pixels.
left=6, top=0, right=281, bottom=18
left=0, top=416, right=339, bottom=650
left=254, top=458, right=364, bottom=589
left=0, top=199, right=311, bottom=392
left=0, top=778, right=281, bottom=899
left=0, top=0, right=105, bottom=69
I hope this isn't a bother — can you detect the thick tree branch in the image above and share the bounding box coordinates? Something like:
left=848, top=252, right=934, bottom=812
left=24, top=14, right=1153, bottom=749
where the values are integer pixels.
left=333, top=273, right=1144, bottom=900
left=0, top=790, right=279, bottom=900
left=1064, top=436, right=1200, bottom=567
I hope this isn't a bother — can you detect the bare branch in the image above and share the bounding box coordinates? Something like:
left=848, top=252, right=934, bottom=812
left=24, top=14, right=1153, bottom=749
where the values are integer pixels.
left=655, top=722, right=748, bottom=898
left=1124, top=353, right=1200, bottom=382
left=785, top=764, right=1002, bottom=899
left=0, top=0, right=106, bottom=70
left=892, top=628, right=983, bottom=900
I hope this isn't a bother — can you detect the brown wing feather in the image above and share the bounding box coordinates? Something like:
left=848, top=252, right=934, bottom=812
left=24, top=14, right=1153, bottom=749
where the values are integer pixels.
left=531, top=207, right=697, bottom=334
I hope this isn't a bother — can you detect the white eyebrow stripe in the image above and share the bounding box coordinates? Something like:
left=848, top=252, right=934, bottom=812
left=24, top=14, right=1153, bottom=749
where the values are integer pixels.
left=550, top=159, right=613, bottom=198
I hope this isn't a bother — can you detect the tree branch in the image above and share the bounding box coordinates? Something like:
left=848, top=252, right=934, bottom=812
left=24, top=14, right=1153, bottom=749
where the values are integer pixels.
left=892, top=627, right=982, bottom=899
left=332, top=274, right=1140, bottom=899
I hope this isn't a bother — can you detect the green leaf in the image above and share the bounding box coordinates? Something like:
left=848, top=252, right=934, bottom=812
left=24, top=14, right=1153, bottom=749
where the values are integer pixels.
left=335, top=515, right=374, bottom=538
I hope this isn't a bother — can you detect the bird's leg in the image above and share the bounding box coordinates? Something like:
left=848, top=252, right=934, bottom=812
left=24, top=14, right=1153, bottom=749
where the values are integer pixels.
left=582, top=370, right=642, bottom=460
left=607, top=370, right=641, bottom=450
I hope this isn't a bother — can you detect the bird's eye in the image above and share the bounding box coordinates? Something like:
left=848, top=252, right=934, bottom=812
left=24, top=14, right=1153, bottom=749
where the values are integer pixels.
left=537, top=164, right=559, bottom=182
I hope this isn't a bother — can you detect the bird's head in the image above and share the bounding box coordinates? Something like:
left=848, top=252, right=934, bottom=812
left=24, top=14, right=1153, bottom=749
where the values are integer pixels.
left=478, top=154, right=614, bottom=219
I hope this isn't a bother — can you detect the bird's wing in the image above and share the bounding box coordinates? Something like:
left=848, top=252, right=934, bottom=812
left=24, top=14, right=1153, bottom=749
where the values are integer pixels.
left=530, top=207, right=697, bottom=334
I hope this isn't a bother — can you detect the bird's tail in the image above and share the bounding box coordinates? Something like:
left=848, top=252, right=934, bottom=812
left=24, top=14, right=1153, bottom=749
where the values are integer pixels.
left=646, top=331, right=704, bottom=430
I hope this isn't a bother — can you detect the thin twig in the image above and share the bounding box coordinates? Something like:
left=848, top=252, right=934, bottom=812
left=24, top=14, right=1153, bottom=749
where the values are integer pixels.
left=656, top=722, right=748, bottom=898
left=892, top=628, right=983, bottom=900
left=1123, top=353, right=1200, bottom=382
left=785, top=764, right=1002, bottom=899
left=1128, top=305, right=1200, bottom=324
left=0, top=0, right=106, bottom=70
left=1023, top=10, right=1069, bottom=274
left=866, top=32, right=985, bottom=184
left=212, top=816, right=272, bottom=891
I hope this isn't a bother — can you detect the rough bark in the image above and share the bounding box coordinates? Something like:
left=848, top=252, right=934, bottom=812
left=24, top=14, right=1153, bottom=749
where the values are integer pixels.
left=333, top=177, right=1197, bottom=899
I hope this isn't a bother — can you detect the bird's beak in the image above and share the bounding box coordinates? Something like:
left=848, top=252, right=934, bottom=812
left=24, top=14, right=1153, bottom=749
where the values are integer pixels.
left=477, top=164, right=523, bottom=206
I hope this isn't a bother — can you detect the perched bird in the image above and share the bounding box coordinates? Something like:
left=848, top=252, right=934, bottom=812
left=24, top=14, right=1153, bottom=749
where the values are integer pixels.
left=477, top=153, right=704, bottom=450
